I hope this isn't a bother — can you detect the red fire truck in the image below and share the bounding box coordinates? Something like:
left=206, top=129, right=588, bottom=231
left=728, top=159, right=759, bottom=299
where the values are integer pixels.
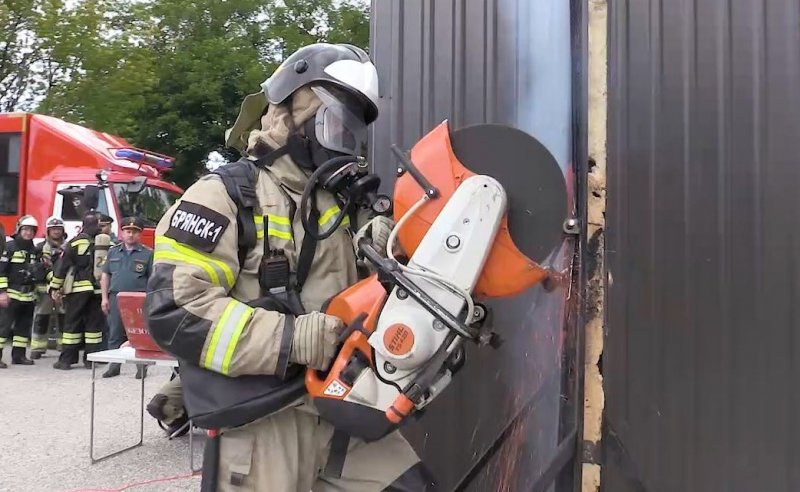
left=0, top=112, right=183, bottom=246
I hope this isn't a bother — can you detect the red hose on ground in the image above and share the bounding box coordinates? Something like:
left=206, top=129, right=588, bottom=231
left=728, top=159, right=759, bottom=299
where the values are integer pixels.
left=66, top=471, right=201, bottom=492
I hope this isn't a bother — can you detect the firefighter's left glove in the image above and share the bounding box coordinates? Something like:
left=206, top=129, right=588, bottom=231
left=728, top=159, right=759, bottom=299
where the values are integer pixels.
left=353, top=216, right=394, bottom=259
left=290, top=312, right=344, bottom=371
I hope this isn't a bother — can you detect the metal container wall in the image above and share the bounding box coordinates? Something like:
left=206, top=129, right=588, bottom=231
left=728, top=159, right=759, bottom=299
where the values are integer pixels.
left=606, top=0, right=800, bottom=490
left=370, top=1, right=585, bottom=490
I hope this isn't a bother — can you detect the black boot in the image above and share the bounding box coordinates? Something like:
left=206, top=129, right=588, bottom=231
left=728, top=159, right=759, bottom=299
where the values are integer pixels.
left=53, top=354, right=73, bottom=370
left=11, top=347, right=34, bottom=365
left=0, top=349, right=6, bottom=369
left=53, top=360, right=72, bottom=370
left=29, top=350, right=43, bottom=360
left=102, top=363, right=121, bottom=378
left=135, top=364, right=148, bottom=380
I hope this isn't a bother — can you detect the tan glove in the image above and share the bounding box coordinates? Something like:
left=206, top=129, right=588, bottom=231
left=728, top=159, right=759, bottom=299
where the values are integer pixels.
left=290, top=312, right=343, bottom=370
left=353, top=215, right=394, bottom=258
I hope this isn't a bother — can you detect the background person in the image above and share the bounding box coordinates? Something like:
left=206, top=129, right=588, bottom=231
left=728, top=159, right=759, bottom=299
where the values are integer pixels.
left=100, top=216, right=152, bottom=379
left=31, top=216, right=67, bottom=359
left=0, top=216, right=46, bottom=367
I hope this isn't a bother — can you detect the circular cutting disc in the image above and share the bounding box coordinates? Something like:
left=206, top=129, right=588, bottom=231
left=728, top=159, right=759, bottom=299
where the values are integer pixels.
left=449, top=124, right=569, bottom=263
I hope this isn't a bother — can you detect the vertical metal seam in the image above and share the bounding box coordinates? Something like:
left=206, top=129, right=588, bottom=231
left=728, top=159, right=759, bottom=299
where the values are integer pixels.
left=681, top=0, right=697, bottom=487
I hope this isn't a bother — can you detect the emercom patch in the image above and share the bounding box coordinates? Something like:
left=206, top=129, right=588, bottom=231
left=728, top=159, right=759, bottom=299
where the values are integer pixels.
left=165, top=201, right=230, bottom=253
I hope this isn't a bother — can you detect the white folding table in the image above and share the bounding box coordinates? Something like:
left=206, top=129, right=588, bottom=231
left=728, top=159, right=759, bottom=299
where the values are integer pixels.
left=87, top=346, right=200, bottom=470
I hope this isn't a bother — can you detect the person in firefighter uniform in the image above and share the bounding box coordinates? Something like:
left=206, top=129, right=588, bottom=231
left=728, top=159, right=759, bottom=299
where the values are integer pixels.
left=0, top=216, right=43, bottom=364
left=146, top=43, right=434, bottom=491
left=0, top=215, right=46, bottom=367
left=30, top=216, right=68, bottom=359
left=50, top=212, right=106, bottom=370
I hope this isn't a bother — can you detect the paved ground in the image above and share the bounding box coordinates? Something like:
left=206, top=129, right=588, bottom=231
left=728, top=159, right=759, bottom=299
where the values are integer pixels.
left=0, top=353, right=204, bottom=492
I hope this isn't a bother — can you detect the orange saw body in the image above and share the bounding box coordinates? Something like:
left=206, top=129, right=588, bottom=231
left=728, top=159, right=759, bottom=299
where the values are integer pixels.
left=306, top=122, right=568, bottom=441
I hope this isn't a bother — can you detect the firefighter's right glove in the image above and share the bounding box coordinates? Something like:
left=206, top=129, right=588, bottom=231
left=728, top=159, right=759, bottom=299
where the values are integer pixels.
left=290, top=312, right=344, bottom=371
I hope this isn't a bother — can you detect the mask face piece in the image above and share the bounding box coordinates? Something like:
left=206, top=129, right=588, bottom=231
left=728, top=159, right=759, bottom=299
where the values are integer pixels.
left=310, top=86, right=368, bottom=157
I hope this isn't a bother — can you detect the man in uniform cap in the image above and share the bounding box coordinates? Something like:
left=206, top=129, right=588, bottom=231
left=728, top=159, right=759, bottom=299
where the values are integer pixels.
left=98, top=214, right=118, bottom=244
left=100, top=216, right=152, bottom=378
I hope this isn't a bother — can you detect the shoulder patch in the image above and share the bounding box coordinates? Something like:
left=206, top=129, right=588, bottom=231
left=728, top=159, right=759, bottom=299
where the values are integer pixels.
left=165, top=201, right=230, bottom=253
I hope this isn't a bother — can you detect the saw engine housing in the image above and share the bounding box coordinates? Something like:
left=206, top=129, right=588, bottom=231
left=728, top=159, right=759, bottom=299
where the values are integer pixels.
left=305, top=121, right=567, bottom=441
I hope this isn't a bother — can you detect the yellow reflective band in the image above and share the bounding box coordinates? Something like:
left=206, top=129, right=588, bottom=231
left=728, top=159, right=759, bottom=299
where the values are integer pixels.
left=0, top=337, right=7, bottom=344
left=8, top=289, right=35, bottom=301
left=267, top=228, right=293, bottom=241
left=36, top=285, right=48, bottom=293
left=254, top=216, right=265, bottom=239
left=12, top=337, right=29, bottom=347
left=155, top=237, right=235, bottom=288
left=222, top=306, right=252, bottom=375
left=0, top=278, right=8, bottom=288
left=318, top=205, right=351, bottom=232
left=10, top=252, right=27, bottom=263
left=31, top=339, right=48, bottom=349
left=61, top=332, right=83, bottom=339
left=203, top=300, right=253, bottom=375
left=268, top=215, right=291, bottom=226
left=50, top=277, right=64, bottom=287
left=70, top=282, right=95, bottom=293
left=61, top=338, right=82, bottom=345
left=84, top=332, right=103, bottom=343
left=73, top=239, right=90, bottom=255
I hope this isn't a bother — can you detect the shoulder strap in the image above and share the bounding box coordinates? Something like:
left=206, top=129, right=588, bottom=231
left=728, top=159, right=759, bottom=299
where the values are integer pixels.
left=213, top=159, right=260, bottom=268
left=295, top=194, right=318, bottom=290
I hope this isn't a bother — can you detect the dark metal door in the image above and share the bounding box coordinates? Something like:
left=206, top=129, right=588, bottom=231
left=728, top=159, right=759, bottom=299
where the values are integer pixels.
left=606, top=1, right=800, bottom=490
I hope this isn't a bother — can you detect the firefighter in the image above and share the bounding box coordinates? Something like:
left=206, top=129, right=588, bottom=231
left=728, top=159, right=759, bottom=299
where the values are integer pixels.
left=100, top=216, right=152, bottom=379
left=0, top=215, right=47, bottom=367
left=145, top=44, right=433, bottom=491
left=49, top=212, right=106, bottom=370
left=31, top=216, right=67, bottom=359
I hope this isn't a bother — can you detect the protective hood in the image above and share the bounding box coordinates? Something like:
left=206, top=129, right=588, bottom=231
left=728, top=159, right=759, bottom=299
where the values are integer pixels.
left=245, top=87, right=323, bottom=193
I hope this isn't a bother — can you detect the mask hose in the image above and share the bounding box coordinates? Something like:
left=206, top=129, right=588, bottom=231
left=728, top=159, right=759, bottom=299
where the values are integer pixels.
left=300, top=155, right=361, bottom=240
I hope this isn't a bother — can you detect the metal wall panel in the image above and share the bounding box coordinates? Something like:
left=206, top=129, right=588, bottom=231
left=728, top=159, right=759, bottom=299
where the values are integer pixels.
left=606, top=0, right=800, bottom=490
left=370, top=1, right=585, bottom=490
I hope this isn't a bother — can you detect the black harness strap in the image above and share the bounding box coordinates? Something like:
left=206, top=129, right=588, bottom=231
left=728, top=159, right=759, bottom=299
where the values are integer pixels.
left=213, top=159, right=260, bottom=268
left=296, top=193, right=318, bottom=290
left=324, top=429, right=351, bottom=479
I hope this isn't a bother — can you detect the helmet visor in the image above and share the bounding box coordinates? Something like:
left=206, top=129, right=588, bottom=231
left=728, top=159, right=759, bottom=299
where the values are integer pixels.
left=311, top=86, right=368, bottom=157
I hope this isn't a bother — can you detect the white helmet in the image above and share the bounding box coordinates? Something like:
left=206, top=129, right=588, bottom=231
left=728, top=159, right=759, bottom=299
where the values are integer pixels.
left=225, top=43, right=380, bottom=154
left=46, top=216, right=65, bottom=230
left=15, top=215, right=39, bottom=234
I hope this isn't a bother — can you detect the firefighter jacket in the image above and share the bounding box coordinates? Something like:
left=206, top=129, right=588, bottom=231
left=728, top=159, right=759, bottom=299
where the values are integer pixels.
left=0, top=237, right=46, bottom=302
left=38, top=238, right=66, bottom=294
left=49, top=233, right=100, bottom=295
left=147, top=155, right=360, bottom=378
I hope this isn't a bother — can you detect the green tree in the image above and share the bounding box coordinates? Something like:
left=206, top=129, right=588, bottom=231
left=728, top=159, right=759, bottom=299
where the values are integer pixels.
left=0, top=0, right=126, bottom=111
left=37, top=0, right=370, bottom=188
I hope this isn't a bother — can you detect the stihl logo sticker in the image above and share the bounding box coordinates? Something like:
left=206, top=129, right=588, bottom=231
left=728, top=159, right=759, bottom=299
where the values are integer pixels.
left=384, top=324, right=415, bottom=356
left=324, top=380, right=348, bottom=397
left=165, top=201, right=229, bottom=253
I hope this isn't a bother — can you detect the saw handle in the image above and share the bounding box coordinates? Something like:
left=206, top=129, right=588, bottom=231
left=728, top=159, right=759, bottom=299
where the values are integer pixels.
left=305, top=276, right=386, bottom=400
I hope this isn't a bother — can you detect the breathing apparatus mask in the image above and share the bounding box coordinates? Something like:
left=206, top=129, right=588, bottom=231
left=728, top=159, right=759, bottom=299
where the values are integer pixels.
left=258, top=85, right=389, bottom=240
